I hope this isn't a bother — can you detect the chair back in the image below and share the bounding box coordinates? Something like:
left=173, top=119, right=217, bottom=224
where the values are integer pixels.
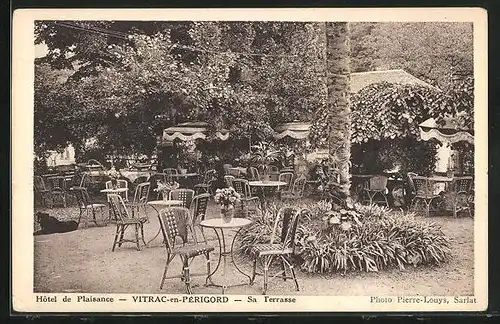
left=108, top=194, right=132, bottom=223
left=163, top=168, right=178, bottom=176
left=105, top=179, right=129, bottom=201
left=248, top=167, right=260, bottom=181
left=291, top=175, right=307, bottom=197
left=367, top=176, right=388, bottom=191
left=269, top=165, right=279, bottom=173
left=453, top=176, right=473, bottom=194
left=223, top=164, right=232, bottom=175
left=406, top=172, right=418, bottom=194
left=412, top=176, right=434, bottom=197
left=191, top=193, right=210, bottom=225
left=134, top=175, right=150, bottom=184
left=232, top=178, right=252, bottom=199
left=72, top=186, right=91, bottom=210
left=132, top=182, right=150, bottom=205
left=202, top=169, right=217, bottom=184
left=158, top=207, right=192, bottom=251
left=278, top=172, right=294, bottom=192
left=224, top=175, right=235, bottom=188
left=270, top=207, right=302, bottom=251
left=34, top=176, right=47, bottom=192
left=169, top=189, right=195, bottom=209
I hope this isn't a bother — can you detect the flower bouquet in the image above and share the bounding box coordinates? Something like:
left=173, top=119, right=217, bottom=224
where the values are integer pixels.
left=214, top=187, right=241, bottom=223
left=154, top=180, right=180, bottom=200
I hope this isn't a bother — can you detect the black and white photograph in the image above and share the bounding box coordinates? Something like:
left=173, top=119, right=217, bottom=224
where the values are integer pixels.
left=12, top=8, right=488, bottom=312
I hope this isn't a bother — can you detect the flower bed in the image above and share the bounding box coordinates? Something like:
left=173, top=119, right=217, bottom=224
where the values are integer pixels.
left=238, top=200, right=451, bottom=274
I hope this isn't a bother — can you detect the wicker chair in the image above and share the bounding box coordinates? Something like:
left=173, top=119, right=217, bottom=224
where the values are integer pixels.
left=194, top=169, right=217, bottom=195
left=158, top=207, right=215, bottom=294
left=411, top=176, right=441, bottom=217
left=451, top=176, right=474, bottom=217
left=128, top=182, right=151, bottom=221
left=277, top=172, right=294, bottom=197
left=269, top=165, right=280, bottom=181
left=281, top=175, right=307, bottom=201
left=169, top=189, right=195, bottom=209
left=249, top=207, right=304, bottom=295
left=108, top=194, right=147, bottom=251
left=363, top=175, right=390, bottom=207
left=70, top=186, right=107, bottom=227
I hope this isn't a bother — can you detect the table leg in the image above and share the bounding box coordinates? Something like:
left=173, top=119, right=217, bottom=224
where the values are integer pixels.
left=145, top=205, right=162, bottom=247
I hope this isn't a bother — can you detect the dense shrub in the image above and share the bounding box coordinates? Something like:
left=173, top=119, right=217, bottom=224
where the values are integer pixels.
left=238, top=200, right=451, bottom=274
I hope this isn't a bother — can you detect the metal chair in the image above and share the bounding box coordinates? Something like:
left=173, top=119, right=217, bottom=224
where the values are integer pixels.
left=232, top=178, right=260, bottom=212
left=71, top=186, right=107, bottom=227
left=190, top=193, right=211, bottom=242
left=224, top=175, right=235, bottom=188
left=281, top=175, right=307, bottom=201
left=277, top=172, right=294, bottom=197
left=411, top=176, right=441, bottom=217
left=158, top=207, right=215, bottom=294
left=34, top=176, right=52, bottom=207
left=268, top=165, right=280, bottom=181
left=194, top=169, right=217, bottom=195
left=248, top=167, right=260, bottom=181
left=169, top=189, right=195, bottom=209
left=128, top=182, right=151, bottom=221
left=105, top=179, right=129, bottom=202
left=363, top=175, right=390, bottom=207
left=108, top=194, right=147, bottom=251
left=451, top=176, right=474, bottom=217
left=249, top=207, right=304, bottom=295
left=47, top=176, right=69, bottom=207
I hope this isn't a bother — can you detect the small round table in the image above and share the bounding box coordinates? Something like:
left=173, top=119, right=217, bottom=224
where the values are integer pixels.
left=200, top=218, right=253, bottom=294
left=146, top=200, right=183, bottom=246
left=249, top=180, right=287, bottom=210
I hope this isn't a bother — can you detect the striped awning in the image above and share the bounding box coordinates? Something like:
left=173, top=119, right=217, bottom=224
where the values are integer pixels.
left=163, top=121, right=230, bottom=142
left=274, top=122, right=312, bottom=140
left=419, top=117, right=474, bottom=145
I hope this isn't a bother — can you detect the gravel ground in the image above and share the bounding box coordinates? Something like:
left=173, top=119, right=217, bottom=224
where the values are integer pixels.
left=33, top=198, right=474, bottom=296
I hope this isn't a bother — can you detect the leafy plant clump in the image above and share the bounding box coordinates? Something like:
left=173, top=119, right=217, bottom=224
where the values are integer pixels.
left=238, top=200, right=452, bottom=274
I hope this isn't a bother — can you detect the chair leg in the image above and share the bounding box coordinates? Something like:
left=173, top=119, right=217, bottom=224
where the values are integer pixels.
left=281, top=259, right=287, bottom=281
left=112, top=225, right=120, bottom=252
left=134, top=224, right=141, bottom=251
left=383, top=193, right=389, bottom=207
left=183, top=257, right=192, bottom=294
left=140, top=223, right=147, bottom=245
left=118, top=225, right=126, bottom=247
left=160, top=254, right=173, bottom=290
left=250, top=256, right=257, bottom=285
left=205, top=252, right=212, bottom=285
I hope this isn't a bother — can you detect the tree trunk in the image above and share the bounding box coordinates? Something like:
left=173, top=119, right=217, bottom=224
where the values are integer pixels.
left=325, top=22, right=351, bottom=198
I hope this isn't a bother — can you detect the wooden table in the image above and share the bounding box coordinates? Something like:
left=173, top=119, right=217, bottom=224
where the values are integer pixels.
left=200, top=218, right=253, bottom=294
left=249, top=180, right=287, bottom=209
left=145, top=200, right=184, bottom=246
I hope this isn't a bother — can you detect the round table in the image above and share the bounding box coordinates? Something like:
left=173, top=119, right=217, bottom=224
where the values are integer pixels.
left=145, top=200, right=184, bottom=246
left=249, top=180, right=287, bottom=210
left=200, top=218, right=253, bottom=294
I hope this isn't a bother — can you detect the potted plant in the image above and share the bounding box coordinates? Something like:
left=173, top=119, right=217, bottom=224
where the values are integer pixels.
left=251, top=142, right=281, bottom=182
left=106, top=167, right=121, bottom=189
left=214, top=187, right=241, bottom=223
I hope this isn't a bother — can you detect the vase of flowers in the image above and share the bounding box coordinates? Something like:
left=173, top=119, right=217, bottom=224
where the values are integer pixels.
left=107, top=167, right=121, bottom=189
left=214, top=187, right=241, bottom=223
left=154, top=180, right=180, bottom=200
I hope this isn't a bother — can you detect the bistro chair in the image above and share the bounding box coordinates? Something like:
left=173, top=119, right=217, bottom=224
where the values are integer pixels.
left=224, top=175, right=235, bottom=188
left=281, top=175, right=307, bottom=201
left=34, top=176, right=52, bottom=208
left=128, top=182, right=151, bottom=221
left=108, top=194, right=147, bottom=251
left=411, top=176, right=441, bottom=217
left=71, top=186, right=107, bottom=227
left=451, top=176, right=474, bottom=218
left=363, top=175, right=390, bottom=207
left=47, top=176, right=69, bottom=208
left=268, top=165, right=280, bottom=181
left=248, top=167, right=260, bottom=181
left=169, top=189, right=195, bottom=209
left=232, top=178, right=260, bottom=213
left=158, top=206, right=215, bottom=294
left=249, top=207, right=304, bottom=295
left=105, top=179, right=129, bottom=202
left=194, top=169, right=217, bottom=195
left=189, top=193, right=211, bottom=242
left=277, top=172, right=294, bottom=197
